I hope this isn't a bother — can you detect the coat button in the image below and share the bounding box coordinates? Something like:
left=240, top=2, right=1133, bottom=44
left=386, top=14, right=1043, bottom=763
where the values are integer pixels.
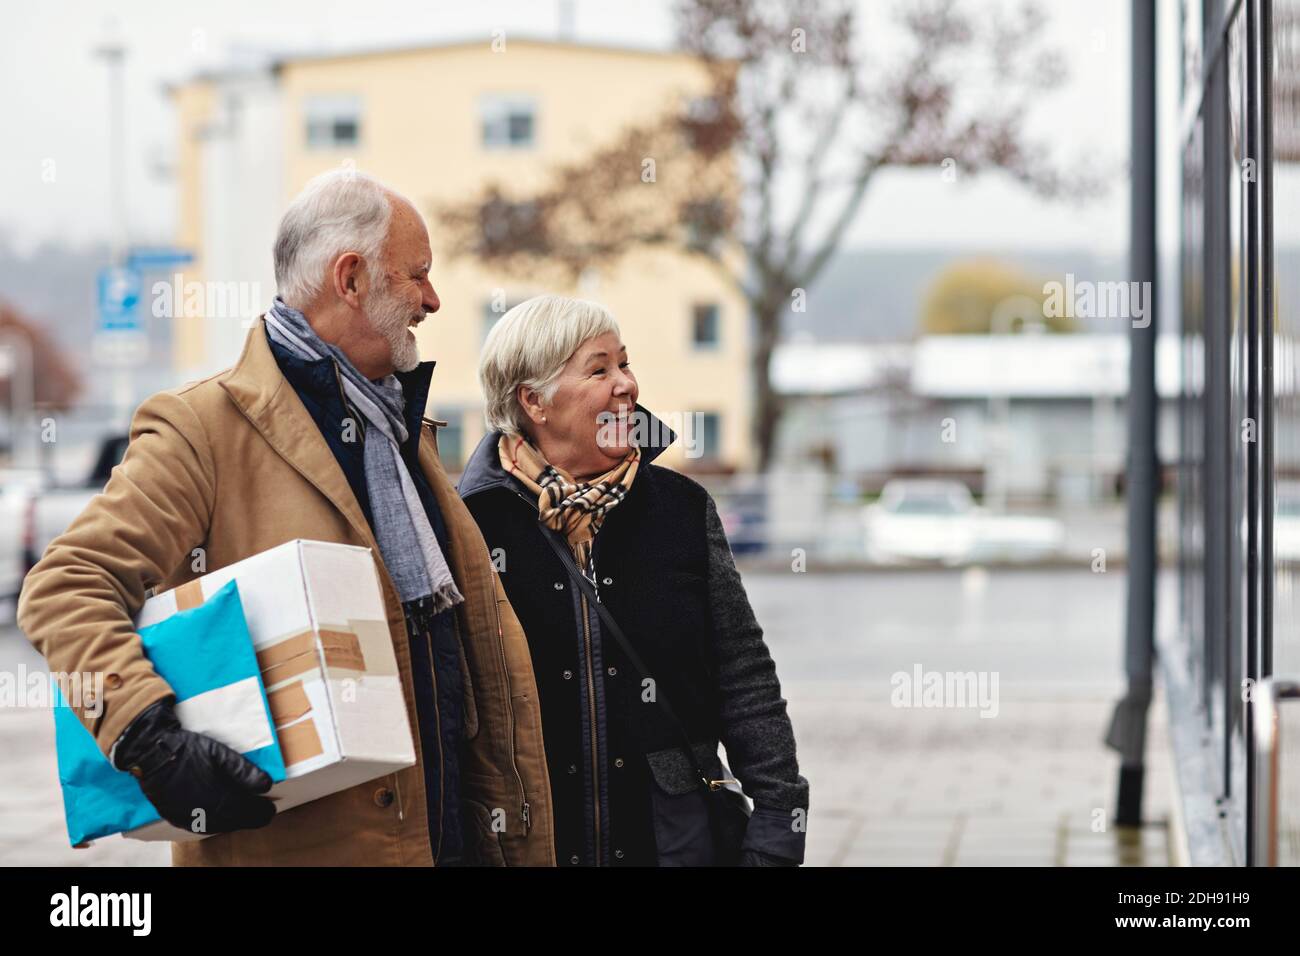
left=614, top=757, right=624, bottom=768
left=569, top=854, right=580, bottom=865
left=554, top=582, right=565, bottom=590
left=562, top=669, right=574, bottom=680
left=602, top=577, right=613, bottom=586
left=607, top=666, right=617, bottom=677
left=105, top=673, right=123, bottom=690
left=373, top=787, right=395, bottom=808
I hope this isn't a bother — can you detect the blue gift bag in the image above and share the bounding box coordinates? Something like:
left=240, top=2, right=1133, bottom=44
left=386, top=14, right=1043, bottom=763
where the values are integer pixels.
left=53, top=579, right=286, bottom=845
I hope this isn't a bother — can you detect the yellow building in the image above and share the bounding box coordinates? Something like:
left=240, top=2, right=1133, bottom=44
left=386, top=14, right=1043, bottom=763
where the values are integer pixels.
left=170, top=37, right=752, bottom=473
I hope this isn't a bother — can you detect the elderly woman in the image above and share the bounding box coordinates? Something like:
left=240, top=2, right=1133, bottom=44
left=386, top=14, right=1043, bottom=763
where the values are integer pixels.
left=458, top=294, right=808, bottom=867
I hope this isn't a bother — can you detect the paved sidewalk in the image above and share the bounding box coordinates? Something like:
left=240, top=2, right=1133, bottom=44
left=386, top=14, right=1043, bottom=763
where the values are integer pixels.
left=789, top=683, right=1171, bottom=866
left=1, top=563, right=1171, bottom=867
left=1, top=704, right=169, bottom=866
left=0, top=684, right=1169, bottom=867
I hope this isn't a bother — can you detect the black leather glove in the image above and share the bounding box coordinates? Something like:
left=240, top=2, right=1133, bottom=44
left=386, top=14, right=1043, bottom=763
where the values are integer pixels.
left=739, top=848, right=799, bottom=867
left=112, top=697, right=276, bottom=835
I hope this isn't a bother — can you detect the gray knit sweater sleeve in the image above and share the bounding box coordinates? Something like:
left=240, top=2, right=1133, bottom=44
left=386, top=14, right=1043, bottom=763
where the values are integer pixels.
left=704, top=493, right=809, bottom=861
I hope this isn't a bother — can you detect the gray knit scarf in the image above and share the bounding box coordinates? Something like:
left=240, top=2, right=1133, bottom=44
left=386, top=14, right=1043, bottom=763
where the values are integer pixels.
left=263, top=297, right=464, bottom=616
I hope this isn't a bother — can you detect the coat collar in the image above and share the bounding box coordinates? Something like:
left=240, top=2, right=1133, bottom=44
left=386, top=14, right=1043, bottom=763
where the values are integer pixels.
left=219, top=315, right=438, bottom=551
left=263, top=324, right=437, bottom=458
left=458, top=403, right=676, bottom=500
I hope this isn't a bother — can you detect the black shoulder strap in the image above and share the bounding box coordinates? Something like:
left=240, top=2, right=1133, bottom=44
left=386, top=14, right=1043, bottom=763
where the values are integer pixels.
left=540, top=526, right=713, bottom=791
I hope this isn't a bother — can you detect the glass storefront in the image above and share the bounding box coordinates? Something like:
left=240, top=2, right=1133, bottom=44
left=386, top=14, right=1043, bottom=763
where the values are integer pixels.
left=1270, top=0, right=1300, bottom=863
left=1175, top=0, right=1267, bottom=863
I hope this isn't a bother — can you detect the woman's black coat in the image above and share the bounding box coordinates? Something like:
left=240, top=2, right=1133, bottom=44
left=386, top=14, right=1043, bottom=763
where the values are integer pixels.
left=458, top=409, right=808, bottom=866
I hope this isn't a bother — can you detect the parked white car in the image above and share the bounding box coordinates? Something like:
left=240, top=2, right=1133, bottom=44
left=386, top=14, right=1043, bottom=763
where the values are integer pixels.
left=0, top=436, right=128, bottom=619
left=862, top=479, right=1065, bottom=565
left=0, top=469, right=46, bottom=612
left=862, top=480, right=979, bottom=564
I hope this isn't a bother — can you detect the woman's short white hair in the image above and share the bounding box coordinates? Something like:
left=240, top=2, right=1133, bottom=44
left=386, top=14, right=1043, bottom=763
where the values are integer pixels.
left=273, top=168, right=395, bottom=307
left=479, top=294, right=621, bottom=437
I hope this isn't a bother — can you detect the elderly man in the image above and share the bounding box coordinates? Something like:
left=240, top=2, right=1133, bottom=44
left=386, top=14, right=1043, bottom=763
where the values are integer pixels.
left=18, top=170, right=554, bottom=867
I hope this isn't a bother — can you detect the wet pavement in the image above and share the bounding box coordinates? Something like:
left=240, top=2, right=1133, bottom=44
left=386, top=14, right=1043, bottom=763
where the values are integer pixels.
left=755, top=566, right=1173, bottom=866
left=0, top=566, right=1171, bottom=866
left=786, top=687, right=1170, bottom=865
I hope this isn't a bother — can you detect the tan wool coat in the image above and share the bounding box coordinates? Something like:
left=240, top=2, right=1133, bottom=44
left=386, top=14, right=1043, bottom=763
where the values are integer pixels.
left=17, top=318, right=555, bottom=866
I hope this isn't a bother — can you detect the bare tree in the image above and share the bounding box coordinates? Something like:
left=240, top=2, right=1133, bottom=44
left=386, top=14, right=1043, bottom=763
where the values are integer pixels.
left=436, top=0, right=1099, bottom=469
left=0, top=303, right=81, bottom=411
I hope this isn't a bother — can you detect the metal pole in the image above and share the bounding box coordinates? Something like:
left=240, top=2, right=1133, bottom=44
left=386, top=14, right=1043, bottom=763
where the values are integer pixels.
left=1104, top=0, right=1158, bottom=827
left=95, top=33, right=132, bottom=430
left=95, top=36, right=126, bottom=265
left=985, top=295, right=1041, bottom=512
left=557, top=0, right=576, bottom=41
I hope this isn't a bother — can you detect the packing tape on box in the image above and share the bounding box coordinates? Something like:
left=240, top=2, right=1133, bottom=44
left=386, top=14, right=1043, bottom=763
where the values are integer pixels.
left=276, top=717, right=325, bottom=766
left=257, top=631, right=320, bottom=687
left=175, top=579, right=204, bottom=611
left=318, top=629, right=367, bottom=672
left=257, top=630, right=316, bottom=669
left=267, top=681, right=312, bottom=728
left=254, top=627, right=370, bottom=686
left=345, top=619, right=399, bottom=678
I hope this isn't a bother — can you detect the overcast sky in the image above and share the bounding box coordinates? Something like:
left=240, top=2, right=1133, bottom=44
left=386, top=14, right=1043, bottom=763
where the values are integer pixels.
left=1, top=0, right=1164, bottom=259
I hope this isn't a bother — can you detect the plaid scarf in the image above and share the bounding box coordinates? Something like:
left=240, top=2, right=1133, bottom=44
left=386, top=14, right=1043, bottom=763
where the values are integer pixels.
left=263, top=298, right=464, bottom=622
left=498, top=433, right=640, bottom=572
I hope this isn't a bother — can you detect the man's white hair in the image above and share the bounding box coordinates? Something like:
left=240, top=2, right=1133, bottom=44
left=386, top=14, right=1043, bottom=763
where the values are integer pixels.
left=273, top=169, right=397, bottom=308
left=479, top=294, right=621, bottom=436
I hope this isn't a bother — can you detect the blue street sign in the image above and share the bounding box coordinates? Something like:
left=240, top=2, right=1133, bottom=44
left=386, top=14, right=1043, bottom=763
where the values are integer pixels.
left=97, top=266, right=142, bottom=332
left=126, top=247, right=195, bottom=271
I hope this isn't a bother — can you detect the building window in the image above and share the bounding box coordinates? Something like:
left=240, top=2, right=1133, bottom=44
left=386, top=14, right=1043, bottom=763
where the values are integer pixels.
left=693, top=412, right=721, bottom=461
left=482, top=296, right=525, bottom=343
left=481, top=96, right=536, bottom=149
left=482, top=304, right=504, bottom=343
left=304, top=95, right=361, bottom=149
left=683, top=198, right=727, bottom=254
left=684, top=95, right=725, bottom=124
left=692, top=303, right=720, bottom=348
left=435, top=412, right=465, bottom=472
left=681, top=94, right=733, bottom=151
left=478, top=196, right=543, bottom=253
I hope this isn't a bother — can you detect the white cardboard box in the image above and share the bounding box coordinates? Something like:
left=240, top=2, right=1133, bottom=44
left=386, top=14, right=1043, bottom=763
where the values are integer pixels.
left=126, top=539, right=416, bottom=842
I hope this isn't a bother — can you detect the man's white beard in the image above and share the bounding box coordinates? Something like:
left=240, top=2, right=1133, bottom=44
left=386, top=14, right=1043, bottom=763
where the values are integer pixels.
left=365, top=279, right=422, bottom=373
